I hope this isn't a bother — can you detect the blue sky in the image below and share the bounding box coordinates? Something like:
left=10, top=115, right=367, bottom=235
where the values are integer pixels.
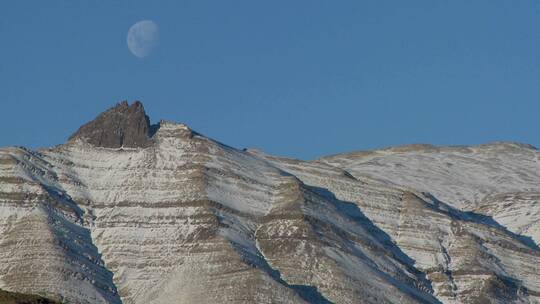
left=1, top=1, right=539, bottom=159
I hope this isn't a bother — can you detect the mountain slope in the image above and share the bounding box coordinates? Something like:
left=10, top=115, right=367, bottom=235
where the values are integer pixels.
left=318, top=143, right=540, bottom=244
left=251, top=149, right=540, bottom=303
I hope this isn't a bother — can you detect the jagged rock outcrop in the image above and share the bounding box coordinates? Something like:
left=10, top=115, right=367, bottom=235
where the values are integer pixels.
left=0, top=102, right=539, bottom=304
left=68, top=101, right=155, bottom=148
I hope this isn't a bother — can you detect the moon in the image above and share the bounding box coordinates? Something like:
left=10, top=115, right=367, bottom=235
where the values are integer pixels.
left=127, top=20, right=159, bottom=58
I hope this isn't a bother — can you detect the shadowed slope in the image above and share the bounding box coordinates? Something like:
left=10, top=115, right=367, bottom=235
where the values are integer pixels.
left=0, top=289, right=61, bottom=304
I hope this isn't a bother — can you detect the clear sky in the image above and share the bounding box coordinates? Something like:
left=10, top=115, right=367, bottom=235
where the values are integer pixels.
left=1, top=1, right=539, bottom=159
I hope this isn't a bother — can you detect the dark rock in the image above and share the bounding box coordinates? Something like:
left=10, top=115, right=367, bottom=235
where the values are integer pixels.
left=0, top=288, right=61, bottom=304
left=69, top=101, right=156, bottom=148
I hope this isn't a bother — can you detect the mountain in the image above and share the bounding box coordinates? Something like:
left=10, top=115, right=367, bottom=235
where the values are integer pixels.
left=0, top=101, right=538, bottom=304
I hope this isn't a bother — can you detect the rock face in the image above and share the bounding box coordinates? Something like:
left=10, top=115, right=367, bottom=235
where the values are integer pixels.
left=0, top=289, right=61, bottom=304
left=68, top=101, right=154, bottom=148
left=0, top=102, right=539, bottom=304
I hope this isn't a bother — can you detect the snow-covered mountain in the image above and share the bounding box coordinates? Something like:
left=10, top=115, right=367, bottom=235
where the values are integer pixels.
left=0, top=101, right=538, bottom=304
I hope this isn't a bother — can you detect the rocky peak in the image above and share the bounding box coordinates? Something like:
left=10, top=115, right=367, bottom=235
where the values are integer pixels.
left=68, top=101, right=156, bottom=148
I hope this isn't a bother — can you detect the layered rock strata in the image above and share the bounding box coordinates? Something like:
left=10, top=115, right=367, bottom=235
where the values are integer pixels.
left=0, top=102, right=538, bottom=304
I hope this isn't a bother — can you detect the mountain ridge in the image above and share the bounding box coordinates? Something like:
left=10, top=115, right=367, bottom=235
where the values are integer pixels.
left=0, top=101, right=538, bottom=304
